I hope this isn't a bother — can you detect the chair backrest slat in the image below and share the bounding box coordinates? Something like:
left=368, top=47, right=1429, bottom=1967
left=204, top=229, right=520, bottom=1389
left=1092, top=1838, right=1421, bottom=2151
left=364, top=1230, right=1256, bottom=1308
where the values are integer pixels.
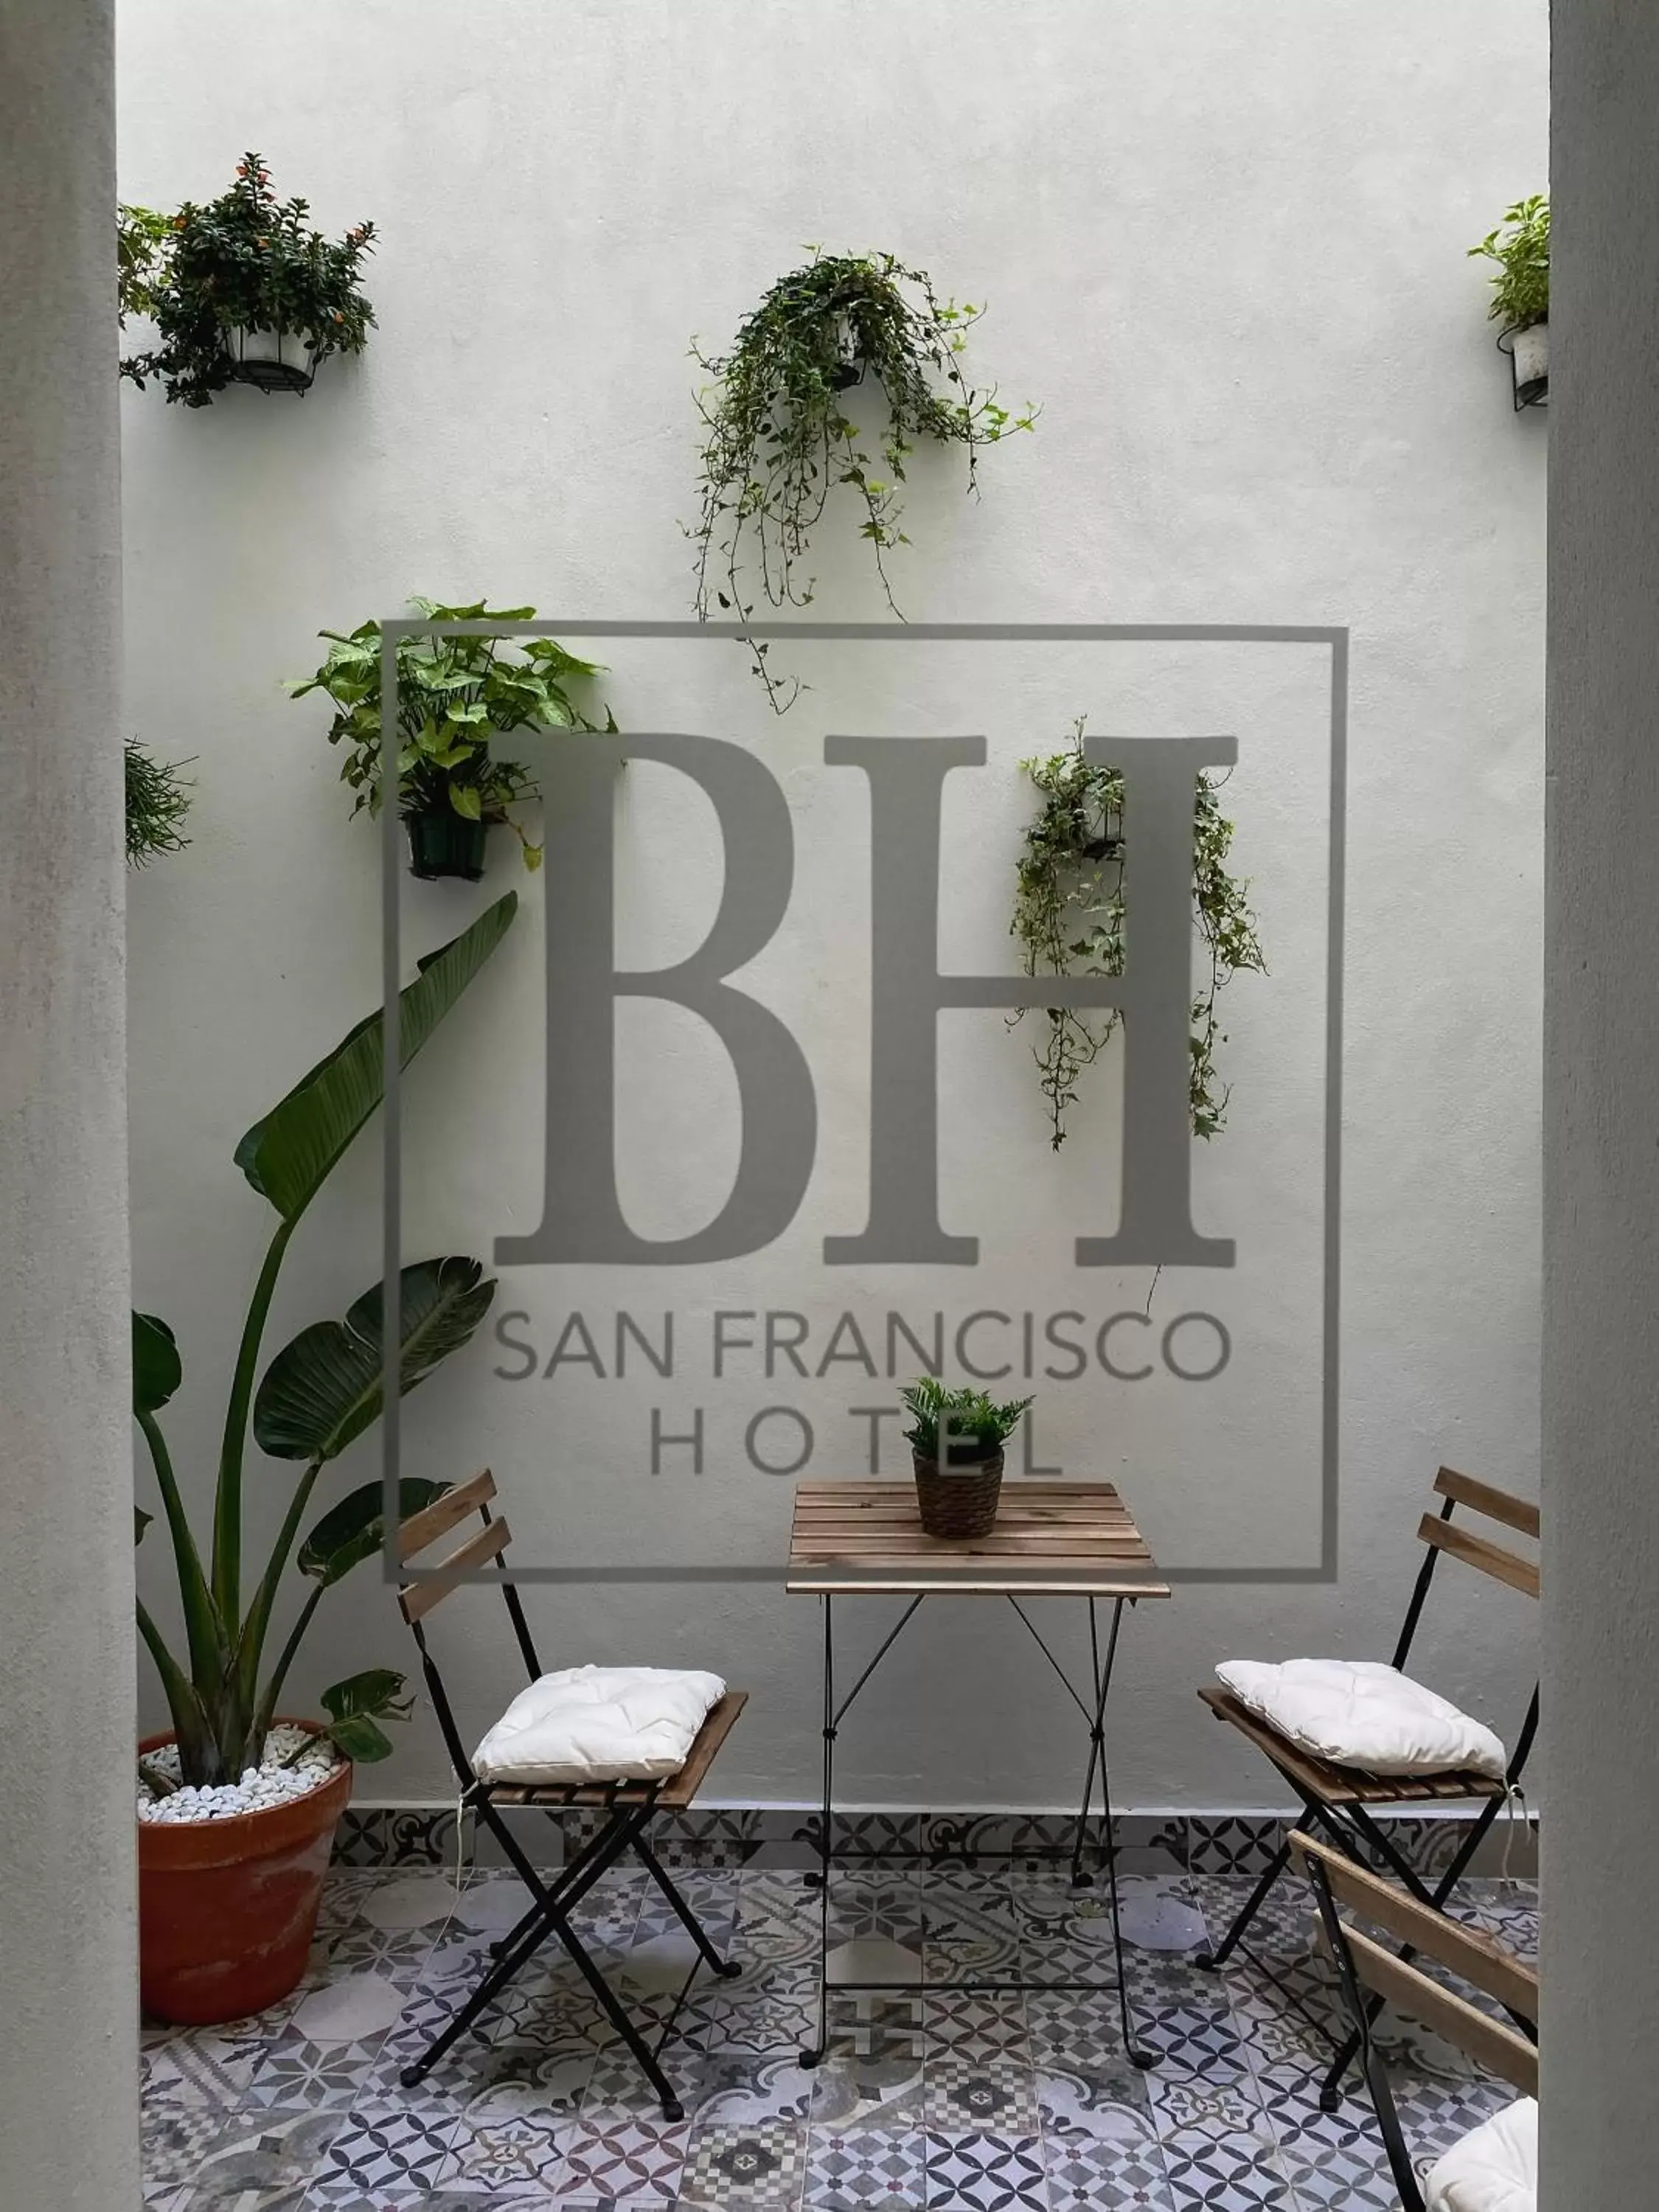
left=1433, top=1465, right=1540, bottom=1540
left=1340, top=1924, right=1538, bottom=2096
left=399, top=1468, right=497, bottom=1562
left=1416, top=1513, right=1540, bottom=1599
left=400, top=1515, right=510, bottom=1624
left=1290, top=1832, right=1538, bottom=2023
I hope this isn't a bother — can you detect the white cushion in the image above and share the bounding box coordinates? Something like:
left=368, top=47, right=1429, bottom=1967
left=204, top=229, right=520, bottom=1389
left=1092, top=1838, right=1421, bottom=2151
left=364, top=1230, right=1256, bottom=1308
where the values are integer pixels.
left=1425, top=2096, right=1537, bottom=2212
left=472, top=1665, right=726, bottom=1786
left=1216, top=1658, right=1506, bottom=1780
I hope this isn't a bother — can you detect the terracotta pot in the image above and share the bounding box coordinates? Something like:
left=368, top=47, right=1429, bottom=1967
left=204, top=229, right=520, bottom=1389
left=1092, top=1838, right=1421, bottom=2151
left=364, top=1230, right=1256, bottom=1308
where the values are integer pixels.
left=137, top=1721, right=351, bottom=2025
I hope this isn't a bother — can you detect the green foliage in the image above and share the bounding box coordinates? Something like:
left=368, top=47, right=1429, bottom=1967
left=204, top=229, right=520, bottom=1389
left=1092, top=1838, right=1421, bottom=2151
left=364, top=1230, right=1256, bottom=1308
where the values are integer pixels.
left=131, top=900, right=516, bottom=1787
left=1469, top=195, right=1549, bottom=330
left=288, top=599, right=613, bottom=871
left=122, top=153, right=375, bottom=406
left=117, top=203, right=173, bottom=326
left=900, top=1377, right=1033, bottom=1464
left=690, top=249, right=1037, bottom=709
left=125, top=740, right=193, bottom=867
left=1012, top=723, right=1267, bottom=1150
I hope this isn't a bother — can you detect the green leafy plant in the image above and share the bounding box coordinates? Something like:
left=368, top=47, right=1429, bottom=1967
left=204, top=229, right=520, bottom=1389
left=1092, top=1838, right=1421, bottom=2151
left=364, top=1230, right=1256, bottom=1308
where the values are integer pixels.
left=1012, top=723, right=1267, bottom=1149
left=1469, top=195, right=1549, bottom=331
left=288, top=599, right=613, bottom=871
left=118, top=203, right=173, bottom=330
left=132, top=894, right=517, bottom=1787
left=901, top=1377, right=1033, bottom=1465
left=690, top=248, right=1037, bottom=709
left=123, top=153, right=375, bottom=406
left=125, top=740, right=193, bottom=867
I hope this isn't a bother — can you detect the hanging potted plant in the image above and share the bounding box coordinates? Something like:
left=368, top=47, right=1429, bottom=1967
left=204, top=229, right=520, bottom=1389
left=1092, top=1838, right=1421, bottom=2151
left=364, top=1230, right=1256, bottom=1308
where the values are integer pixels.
left=1469, top=194, right=1549, bottom=408
left=133, top=897, right=515, bottom=2023
left=1011, top=722, right=1267, bottom=1150
left=690, top=249, right=1037, bottom=709
left=900, top=1379, right=1033, bottom=1540
left=122, top=153, right=375, bottom=406
left=288, top=599, right=614, bottom=880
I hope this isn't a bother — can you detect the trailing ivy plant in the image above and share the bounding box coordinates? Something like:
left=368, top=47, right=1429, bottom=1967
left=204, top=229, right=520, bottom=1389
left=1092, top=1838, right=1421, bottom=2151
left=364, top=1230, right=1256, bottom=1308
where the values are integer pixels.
left=690, top=249, right=1036, bottom=709
left=124, top=153, right=375, bottom=406
left=1469, top=195, right=1549, bottom=332
left=125, top=740, right=193, bottom=867
left=288, top=599, right=614, bottom=871
left=1011, top=723, right=1267, bottom=1150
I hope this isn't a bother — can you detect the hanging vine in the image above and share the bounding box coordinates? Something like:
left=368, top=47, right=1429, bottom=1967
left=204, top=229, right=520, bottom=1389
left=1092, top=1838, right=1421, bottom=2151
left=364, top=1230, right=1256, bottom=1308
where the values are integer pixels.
left=689, top=248, right=1036, bottom=709
left=1011, top=722, right=1267, bottom=1149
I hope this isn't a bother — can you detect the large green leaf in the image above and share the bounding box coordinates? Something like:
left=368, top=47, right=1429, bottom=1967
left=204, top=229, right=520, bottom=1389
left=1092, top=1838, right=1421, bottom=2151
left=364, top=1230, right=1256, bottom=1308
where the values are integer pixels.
left=133, top=1312, right=181, bottom=1413
left=234, top=893, right=517, bottom=1225
left=317, top=1668, right=413, bottom=1763
left=296, top=1475, right=451, bottom=1589
left=252, top=1257, right=496, bottom=1464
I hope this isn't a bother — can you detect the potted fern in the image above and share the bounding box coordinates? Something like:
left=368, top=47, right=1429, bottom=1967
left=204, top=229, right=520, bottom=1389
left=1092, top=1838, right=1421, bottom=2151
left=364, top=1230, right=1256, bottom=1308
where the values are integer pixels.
left=289, top=599, right=613, bottom=880
left=1470, top=194, right=1549, bottom=408
left=133, top=895, right=515, bottom=2023
left=900, top=1379, right=1032, bottom=1540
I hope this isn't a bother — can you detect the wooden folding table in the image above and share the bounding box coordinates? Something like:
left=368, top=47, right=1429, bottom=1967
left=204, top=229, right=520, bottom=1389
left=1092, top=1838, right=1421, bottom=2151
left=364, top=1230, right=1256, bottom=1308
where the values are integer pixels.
left=786, top=1478, right=1171, bottom=2067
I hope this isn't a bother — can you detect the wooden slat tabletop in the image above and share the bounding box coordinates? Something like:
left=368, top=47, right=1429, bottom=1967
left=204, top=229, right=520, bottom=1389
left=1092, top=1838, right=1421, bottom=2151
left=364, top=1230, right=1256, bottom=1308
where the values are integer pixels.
left=787, top=1481, right=1170, bottom=1596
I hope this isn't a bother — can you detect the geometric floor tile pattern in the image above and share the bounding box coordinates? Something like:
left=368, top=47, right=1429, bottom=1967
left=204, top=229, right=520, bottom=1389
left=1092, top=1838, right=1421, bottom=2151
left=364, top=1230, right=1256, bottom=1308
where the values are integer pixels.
left=141, top=1858, right=1536, bottom=2208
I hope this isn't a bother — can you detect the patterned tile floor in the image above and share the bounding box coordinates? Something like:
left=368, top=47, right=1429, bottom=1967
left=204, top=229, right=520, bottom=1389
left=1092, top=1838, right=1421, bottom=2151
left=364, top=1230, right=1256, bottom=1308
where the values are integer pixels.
left=141, top=1853, right=1537, bottom=2209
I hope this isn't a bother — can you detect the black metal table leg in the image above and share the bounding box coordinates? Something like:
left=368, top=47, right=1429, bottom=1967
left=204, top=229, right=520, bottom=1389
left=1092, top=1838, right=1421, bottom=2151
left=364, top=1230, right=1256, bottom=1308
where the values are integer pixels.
left=800, top=1591, right=835, bottom=2067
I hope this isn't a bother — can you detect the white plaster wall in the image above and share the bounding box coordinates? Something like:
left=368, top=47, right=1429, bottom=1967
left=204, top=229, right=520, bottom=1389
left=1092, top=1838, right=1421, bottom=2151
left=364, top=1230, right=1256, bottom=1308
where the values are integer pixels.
left=120, top=0, right=1547, bottom=1809
left=1543, top=0, right=1659, bottom=2191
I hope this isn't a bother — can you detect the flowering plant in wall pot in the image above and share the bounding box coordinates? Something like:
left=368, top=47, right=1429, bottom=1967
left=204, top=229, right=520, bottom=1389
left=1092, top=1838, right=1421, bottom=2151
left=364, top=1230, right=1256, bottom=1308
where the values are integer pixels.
left=900, top=1377, right=1033, bottom=1540
left=131, top=895, right=515, bottom=2023
left=122, top=153, right=375, bottom=405
left=690, top=248, right=1037, bottom=709
left=289, top=599, right=615, bottom=880
left=1469, top=195, right=1549, bottom=408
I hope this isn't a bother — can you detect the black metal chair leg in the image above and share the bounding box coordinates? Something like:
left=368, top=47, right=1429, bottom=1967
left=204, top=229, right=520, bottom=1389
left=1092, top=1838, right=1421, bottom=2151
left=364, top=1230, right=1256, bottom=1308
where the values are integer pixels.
left=400, top=1907, right=558, bottom=2085
left=552, top=1909, right=689, bottom=2120
left=1196, top=1839, right=1292, bottom=1971
left=633, top=1836, right=742, bottom=1978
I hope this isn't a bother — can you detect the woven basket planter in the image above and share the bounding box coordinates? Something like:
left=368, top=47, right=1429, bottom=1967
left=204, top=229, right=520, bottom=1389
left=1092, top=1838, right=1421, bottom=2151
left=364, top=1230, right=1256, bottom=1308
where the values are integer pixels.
left=913, top=1449, right=1004, bottom=1540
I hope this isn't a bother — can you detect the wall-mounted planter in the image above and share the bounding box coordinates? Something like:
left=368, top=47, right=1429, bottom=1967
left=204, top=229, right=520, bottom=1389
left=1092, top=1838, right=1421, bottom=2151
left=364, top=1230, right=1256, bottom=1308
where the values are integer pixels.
left=406, top=811, right=488, bottom=883
left=1498, top=321, right=1548, bottom=409
left=226, top=324, right=316, bottom=396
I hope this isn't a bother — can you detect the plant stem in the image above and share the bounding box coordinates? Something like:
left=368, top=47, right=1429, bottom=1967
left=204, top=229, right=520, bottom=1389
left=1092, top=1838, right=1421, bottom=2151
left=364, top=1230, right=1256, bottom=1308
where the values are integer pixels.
left=137, top=1406, right=226, bottom=1693
left=212, top=1216, right=295, bottom=1627
left=253, top=1584, right=323, bottom=1747
left=229, top=1455, right=325, bottom=1743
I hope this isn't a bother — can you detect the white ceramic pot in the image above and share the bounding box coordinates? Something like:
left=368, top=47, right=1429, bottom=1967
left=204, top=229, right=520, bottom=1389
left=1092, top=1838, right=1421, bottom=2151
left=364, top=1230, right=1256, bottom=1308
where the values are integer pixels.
left=1509, top=321, right=1548, bottom=394
left=227, top=324, right=310, bottom=369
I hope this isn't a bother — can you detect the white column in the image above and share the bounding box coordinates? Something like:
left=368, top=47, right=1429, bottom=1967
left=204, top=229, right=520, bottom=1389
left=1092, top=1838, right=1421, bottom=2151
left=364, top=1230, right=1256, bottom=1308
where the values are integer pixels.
left=1544, top=0, right=1659, bottom=2197
left=0, top=1, right=136, bottom=2203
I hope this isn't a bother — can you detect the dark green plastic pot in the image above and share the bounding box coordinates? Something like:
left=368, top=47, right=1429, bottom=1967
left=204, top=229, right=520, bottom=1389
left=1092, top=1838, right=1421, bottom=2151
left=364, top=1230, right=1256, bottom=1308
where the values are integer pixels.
left=406, top=812, right=488, bottom=883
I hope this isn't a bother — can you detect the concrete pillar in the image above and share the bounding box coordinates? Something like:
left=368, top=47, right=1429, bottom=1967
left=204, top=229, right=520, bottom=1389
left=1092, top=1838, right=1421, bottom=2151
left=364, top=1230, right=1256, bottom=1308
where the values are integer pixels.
left=0, top=1, right=137, bottom=2203
left=1544, top=1, right=1659, bottom=2198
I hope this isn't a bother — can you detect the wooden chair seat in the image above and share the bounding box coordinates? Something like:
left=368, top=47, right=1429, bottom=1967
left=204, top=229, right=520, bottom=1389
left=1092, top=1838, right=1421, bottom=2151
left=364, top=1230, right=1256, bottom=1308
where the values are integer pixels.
left=1199, top=1685, right=1507, bottom=1807
left=484, top=1690, right=748, bottom=1809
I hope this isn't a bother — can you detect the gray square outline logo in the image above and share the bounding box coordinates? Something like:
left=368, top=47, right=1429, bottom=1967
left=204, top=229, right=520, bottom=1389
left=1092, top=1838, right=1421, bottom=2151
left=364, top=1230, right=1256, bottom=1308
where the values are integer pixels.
left=382, top=620, right=1346, bottom=1590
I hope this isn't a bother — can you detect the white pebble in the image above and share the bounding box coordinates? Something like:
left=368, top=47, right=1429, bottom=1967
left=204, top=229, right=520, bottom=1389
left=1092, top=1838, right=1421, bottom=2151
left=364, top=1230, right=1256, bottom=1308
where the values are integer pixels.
left=136, top=1733, right=341, bottom=1824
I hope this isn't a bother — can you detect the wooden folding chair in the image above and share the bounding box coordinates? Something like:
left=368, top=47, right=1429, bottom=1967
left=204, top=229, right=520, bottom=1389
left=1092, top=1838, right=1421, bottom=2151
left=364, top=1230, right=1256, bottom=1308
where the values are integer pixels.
left=1289, top=1830, right=1537, bottom=2211
left=394, top=1470, right=747, bottom=2118
left=1197, top=1466, right=1539, bottom=2107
